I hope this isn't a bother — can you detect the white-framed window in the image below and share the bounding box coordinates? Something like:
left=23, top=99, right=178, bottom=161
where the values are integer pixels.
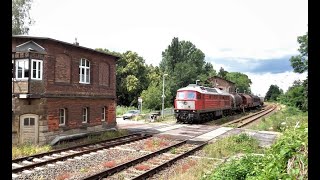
left=16, top=59, right=29, bottom=80
left=32, top=60, right=43, bottom=80
left=15, top=59, right=43, bottom=80
left=79, top=58, right=90, bottom=84
left=82, top=107, right=88, bottom=123
left=101, top=107, right=106, bottom=121
left=59, top=108, right=66, bottom=126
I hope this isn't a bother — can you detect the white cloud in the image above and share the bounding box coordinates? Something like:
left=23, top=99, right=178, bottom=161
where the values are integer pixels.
left=245, top=71, right=307, bottom=96
left=28, top=0, right=308, bottom=66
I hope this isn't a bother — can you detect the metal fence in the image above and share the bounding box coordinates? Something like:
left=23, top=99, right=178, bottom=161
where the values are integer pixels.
left=162, top=108, right=174, bottom=117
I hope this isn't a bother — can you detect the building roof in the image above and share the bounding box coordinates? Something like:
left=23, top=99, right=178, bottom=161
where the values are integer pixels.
left=177, top=84, right=230, bottom=95
left=210, top=76, right=235, bottom=85
left=12, top=35, right=121, bottom=59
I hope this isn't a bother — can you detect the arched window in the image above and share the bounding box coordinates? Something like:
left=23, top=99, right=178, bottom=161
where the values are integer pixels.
left=79, top=58, right=90, bottom=84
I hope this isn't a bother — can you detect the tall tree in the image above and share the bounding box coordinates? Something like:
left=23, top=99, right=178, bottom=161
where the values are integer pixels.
left=225, top=72, right=252, bottom=93
left=265, top=85, right=283, bottom=101
left=288, top=31, right=308, bottom=111
left=290, top=32, right=308, bottom=73
left=160, top=37, right=209, bottom=103
left=217, top=67, right=228, bottom=79
left=117, top=51, right=149, bottom=106
left=12, top=0, right=34, bottom=35
left=96, top=49, right=149, bottom=107
left=279, top=80, right=307, bottom=111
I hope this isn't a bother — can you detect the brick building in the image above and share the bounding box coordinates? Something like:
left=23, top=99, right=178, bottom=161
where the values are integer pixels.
left=207, top=76, right=236, bottom=93
left=12, top=36, right=119, bottom=145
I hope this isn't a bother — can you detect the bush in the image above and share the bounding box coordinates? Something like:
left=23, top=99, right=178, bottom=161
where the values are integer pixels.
left=203, top=133, right=263, bottom=159
left=202, top=155, right=264, bottom=180
left=251, top=105, right=307, bottom=132
left=203, top=121, right=308, bottom=180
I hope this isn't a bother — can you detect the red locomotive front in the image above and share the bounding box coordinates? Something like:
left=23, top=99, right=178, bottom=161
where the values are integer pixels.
left=174, top=84, right=232, bottom=123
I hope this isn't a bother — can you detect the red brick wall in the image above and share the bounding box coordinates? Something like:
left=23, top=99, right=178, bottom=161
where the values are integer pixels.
left=12, top=37, right=117, bottom=97
left=46, top=98, right=116, bottom=131
left=209, top=77, right=235, bottom=93
left=54, top=53, right=71, bottom=83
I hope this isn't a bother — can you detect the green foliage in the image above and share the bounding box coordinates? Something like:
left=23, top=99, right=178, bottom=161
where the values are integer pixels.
left=247, top=121, right=308, bottom=179
left=95, top=48, right=122, bottom=57
left=279, top=79, right=308, bottom=111
left=290, top=32, right=308, bottom=73
left=217, top=67, right=228, bottom=79
left=251, top=105, right=307, bottom=132
left=202, top=155, right=264, bottom=180
left=265, top=84, right=283, bottom=101
left=204, top=109, right=308, bottom=180
left=12, top=143, right=52, bottom=159
left=116, top=51, right=149, bottom=106
left=96, top=49, right=150, bottom=107
left=225, top=72, right=252, bottom=93
left=116, top=105, right=138, bottom=116
left=12, top=0, right=34, bottom=35
left=203, top=133, right=263, bottom=159
left=160, top=37, right=216, bottom=103
left=140, top=82, right=171, bottom=110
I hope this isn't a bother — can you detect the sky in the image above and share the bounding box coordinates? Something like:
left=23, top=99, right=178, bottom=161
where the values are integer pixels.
left=28, top=0, right=308, bottom=96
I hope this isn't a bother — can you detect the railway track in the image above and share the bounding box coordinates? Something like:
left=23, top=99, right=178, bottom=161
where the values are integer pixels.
left=221, top=104, right=277, bottom=128
left=12, top=133, right=151, bottom=175
left=83, top=140, right=207, bottom=180
left=12, top=105, right=277, bottom=179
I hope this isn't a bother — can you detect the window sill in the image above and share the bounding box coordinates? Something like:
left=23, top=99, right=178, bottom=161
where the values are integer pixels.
left=79, top=82, right=90, bottom=84
left=59, top=125, right=70, bottom=131
left=13, top=78, right=43, bottom=81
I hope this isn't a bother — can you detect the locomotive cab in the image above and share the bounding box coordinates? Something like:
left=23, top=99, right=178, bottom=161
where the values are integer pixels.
left=174, top=90, right=202, bottom=123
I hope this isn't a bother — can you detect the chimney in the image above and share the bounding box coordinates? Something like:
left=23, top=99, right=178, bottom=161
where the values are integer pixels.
left=74, top=38, right=79, bottom=46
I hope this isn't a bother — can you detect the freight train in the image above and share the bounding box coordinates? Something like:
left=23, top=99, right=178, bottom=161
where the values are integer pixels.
left=174, top=84, right=264, bottom=123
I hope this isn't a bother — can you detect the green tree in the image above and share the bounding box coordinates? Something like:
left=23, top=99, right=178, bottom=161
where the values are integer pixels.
left=117, top=51, right=149, bottom=107
left=265, top=85, right=283, bottom=101
left=160, top=37, right=213, bottom=103
left=12, top=0, right=34, bottom=35
left=96, top=48, right=149, bottom=107
left=217, top=67, right=228, bottom=79
left=279, top=80, right=307, bottom=111
left=140, top=81, right=171, bottom=110
left=226, top=72, right=252, bottom=93
left=288, top=31, right=308, bottom=111
left=289, top=32, right=308, bottom=73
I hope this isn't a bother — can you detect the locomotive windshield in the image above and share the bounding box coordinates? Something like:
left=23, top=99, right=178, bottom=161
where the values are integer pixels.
left=176, top=91, right=196, bottom=99
left=186, top=92, right=196, bottom=99
left=176, top=92, right=185, bottom=99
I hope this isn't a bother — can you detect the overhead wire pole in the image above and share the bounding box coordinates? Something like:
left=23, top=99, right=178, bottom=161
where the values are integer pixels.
left=162, top=74, right=168, bottom=119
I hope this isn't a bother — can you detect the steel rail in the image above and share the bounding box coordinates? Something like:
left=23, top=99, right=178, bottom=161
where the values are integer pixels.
left=82, top=140, right=188, bottom=180
left=131, top=142, right=207, bottom=180
left=12, top=134, right=151, bottom=174
left=12, top=133, right=143, bottom=163
left=236, top=105, right=276, bottom=128
left=221, top=105, right=274, bottom=127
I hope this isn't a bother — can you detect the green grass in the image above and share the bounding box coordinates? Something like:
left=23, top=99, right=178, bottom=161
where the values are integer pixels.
left=12, top=143, right=52, bottom=159
left=54, top=129, right=129, bottom=149
left=203, top=120, right=308, bottom=180
left=12, top=129, right=129, bottom=159
left=166, top=158, right=219, bottom=180
left=164, top=133, right=264, bottom=180
left=249, top=105, right=308, bottom=132
left=201, top=104, right=308, bottom=180
left=203, top=133, right=264, bottom=159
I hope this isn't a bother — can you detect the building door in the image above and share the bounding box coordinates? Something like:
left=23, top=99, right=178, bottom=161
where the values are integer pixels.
left=20, top=114, right=39, bottom=144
